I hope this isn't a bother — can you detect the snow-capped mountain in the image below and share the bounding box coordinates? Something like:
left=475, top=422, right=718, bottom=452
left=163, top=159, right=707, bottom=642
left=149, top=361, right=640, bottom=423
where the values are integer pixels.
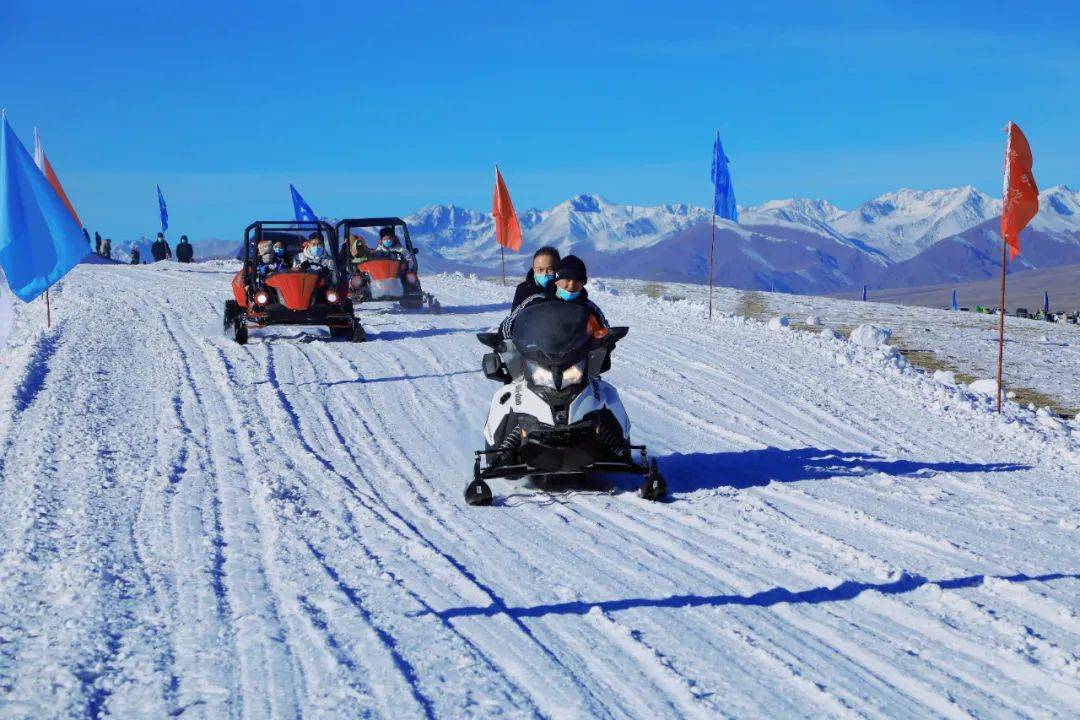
left=831, top=186, right=1002, bottom=262
left=742, top=198, right=846, bottom=226
left=868, top=185, right=1080, bottom=289
left=405, top=194, right=710, bottom=273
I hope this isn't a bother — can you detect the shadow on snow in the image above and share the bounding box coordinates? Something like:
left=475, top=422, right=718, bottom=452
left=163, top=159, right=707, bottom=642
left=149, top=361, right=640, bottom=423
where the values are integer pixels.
left=660, top=447, right=1031, bottom=492
left=429, top=571, right=1079, bottom=620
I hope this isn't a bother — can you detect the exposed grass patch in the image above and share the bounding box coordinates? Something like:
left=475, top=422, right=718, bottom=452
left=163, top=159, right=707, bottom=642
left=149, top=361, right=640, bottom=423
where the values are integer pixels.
left=734, top=291, right=769, bottom=321
left=891, top=334, right=1076, bottom=419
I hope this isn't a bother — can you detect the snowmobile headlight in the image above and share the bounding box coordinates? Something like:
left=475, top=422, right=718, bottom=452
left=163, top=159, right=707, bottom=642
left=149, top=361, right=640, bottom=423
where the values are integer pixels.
left=526, top=361, right=557, bottom=388
left=255, top=290, right=270, bottom=305
left=561, top=360, right=586, bottom=387
left=325, top=289, right=339, bottom=303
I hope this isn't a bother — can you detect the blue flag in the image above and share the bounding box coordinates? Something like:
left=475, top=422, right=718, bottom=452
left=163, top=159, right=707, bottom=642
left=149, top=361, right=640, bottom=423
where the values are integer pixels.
left=710, top=131, right=737, bottom=222
left=157, top=184, right=169, bottom=232
left=951, top=289, right=958, bottom=311
left=1043, top=291, right=1050, bottom=315
left=290, top=184, right=318, bottom=223
left=862, top=285, right=868, bottom=302
left=0, top=116, right=89, bottom=302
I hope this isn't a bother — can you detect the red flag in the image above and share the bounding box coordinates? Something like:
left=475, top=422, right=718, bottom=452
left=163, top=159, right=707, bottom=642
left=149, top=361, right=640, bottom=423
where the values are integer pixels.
left=34, top=129, right=82, bottom=227
left=1000, top=121, right=1038, bottom=261
left=492, top=166, right=522, bottom=252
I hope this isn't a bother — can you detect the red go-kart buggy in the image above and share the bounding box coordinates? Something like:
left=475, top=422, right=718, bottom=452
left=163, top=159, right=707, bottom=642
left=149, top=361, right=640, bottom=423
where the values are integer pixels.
left=223, top=220, right=364, bottom=344
left=336, top=217, right=440, bottom=312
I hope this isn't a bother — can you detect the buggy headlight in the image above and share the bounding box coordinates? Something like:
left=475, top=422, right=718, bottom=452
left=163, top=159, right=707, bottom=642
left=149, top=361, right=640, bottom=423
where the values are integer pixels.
left=526, top=361, right=556, bottom=388
left=325, top=289, right=339, bottom=303
left=255, top=291, right=270, bottom=305
left=405, top=272, right=418, bottom=284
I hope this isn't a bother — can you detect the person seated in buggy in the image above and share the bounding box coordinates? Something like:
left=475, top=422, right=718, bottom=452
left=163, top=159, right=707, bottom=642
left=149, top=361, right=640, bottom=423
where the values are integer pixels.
left=373, top=226, right=408, bottom=261
left=295, top=232, right=335, bottom=274
left=255, top=240, right=288, bottom=283
left=348, top=234, right=372, bottom=267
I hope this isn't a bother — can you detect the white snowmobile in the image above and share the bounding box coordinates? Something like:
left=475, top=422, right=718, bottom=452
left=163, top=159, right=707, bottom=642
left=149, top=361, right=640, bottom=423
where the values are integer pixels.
left=465, top=301, right=666, bottom=506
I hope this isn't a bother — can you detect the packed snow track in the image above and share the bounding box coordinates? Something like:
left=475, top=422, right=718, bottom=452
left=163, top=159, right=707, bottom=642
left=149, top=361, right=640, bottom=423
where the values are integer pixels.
left=0, top=263, right=1077, bottom=719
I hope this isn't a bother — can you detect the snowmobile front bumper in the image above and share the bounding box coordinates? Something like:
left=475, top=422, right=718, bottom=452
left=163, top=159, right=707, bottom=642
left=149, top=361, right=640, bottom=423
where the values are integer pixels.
left=466, top=446, right=665, bottom=506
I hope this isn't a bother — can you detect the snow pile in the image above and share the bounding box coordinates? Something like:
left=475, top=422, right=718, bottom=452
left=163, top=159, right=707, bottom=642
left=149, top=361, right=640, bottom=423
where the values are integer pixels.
left=850, top=324, right=892, bottom=347
left=767, top=315, right=790, bottom=331
left=932, top=370, right=957, bottom=385
left=968, top=378, right=999, bottom=395
left=819, top=327, right=842, bottom=340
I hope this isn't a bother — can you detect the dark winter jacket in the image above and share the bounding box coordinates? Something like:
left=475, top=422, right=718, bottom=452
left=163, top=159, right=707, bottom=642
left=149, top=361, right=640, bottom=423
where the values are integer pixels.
left=176, top=241, right=194, bottom=263
left=102, top=239, right=112, bottom=259
left=150, top=239, right=172, bottom=262
left=130, top=249, right=141, bottom=265
left=500, top=285, right=608, bottom=339
left=95, top=235, right=102, bottom=254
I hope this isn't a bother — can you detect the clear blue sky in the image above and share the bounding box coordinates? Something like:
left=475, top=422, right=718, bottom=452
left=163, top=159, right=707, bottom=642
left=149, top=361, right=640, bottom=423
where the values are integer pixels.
left=3, top=0, right=1078, bottom=242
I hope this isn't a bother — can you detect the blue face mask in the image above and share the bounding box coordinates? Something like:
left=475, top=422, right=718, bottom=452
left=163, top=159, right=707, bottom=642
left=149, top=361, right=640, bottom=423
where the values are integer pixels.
left=556, top=287, right=580, bottom=302
left=535, top=273, right=554, bottom=288
left=309, top=246, right=325, bottom=258
left=381, top=239, right=394, bottom=249
left=273, top=247, right=285, bottom=256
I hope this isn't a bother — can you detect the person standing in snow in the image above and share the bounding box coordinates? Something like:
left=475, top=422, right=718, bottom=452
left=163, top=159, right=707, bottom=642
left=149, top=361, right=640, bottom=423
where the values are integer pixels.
left=103, top=238, right=112, bottom=259
left=150, top=232, right=172, bottom=262
left=512, top=246, right=560, bottom=310
left=94, top=232, right=102, bottom=255
left=176, top=235, right=194, bottom=263
left=82, top=228, right=91, bottom=247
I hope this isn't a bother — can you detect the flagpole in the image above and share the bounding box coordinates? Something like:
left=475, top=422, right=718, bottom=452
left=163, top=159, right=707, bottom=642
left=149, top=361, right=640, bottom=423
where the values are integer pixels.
left=995, top=236, right=1006, bottom=413
left=500, top=244, right=506, bottom=286
left=708, top=213, right=715, bottom=319
left=45, top=289, right=51, bottom=329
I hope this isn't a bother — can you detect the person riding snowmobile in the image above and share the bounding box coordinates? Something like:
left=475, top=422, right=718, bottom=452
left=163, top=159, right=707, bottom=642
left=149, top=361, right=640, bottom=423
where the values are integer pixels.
left=501, top=254, right=608, bottom=340
left=176, top=235, right=194, bottom=263
left=150, top=232, right=172, bottom=262
left=295, top=232, right=335, bottom=274
left=512, top=246, right=560, bottom=310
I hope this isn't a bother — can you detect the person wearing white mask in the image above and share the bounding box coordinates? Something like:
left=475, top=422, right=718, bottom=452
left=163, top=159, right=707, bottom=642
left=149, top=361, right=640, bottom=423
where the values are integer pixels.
left=296, top=232, right=335, bottom=273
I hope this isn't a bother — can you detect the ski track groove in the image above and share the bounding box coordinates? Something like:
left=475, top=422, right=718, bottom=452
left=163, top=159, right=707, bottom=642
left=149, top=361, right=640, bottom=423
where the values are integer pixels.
left=0, top=265, right=1077, bottom=718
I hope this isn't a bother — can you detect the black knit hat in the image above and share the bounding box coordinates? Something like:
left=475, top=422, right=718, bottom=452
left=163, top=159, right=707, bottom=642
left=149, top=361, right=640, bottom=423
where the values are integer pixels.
left=556, top=255, right=587, bottom=283
left=379, top=226, right=395, bottom=239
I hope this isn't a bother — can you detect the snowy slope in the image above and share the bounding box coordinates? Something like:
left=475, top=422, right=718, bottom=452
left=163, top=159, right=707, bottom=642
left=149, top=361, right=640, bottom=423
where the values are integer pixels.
left=1, top=264, right=1078, bottom=719
left=831, top=187, right=1002, bottom=262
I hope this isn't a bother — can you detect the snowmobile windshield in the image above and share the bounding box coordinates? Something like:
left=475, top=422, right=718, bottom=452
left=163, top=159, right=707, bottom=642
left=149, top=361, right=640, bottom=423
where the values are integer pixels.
left=511, top=301, right=592, bottom=368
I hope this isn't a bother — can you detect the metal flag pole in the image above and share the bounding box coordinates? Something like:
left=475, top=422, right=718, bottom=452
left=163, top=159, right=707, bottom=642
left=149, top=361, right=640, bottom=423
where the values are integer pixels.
left=45, top=289, right=51, bottom=328
left=500, top=244, right=506, bottom=286
left=995, top=234, right=1007, bottom=413
left=708, top=212, right=715, bottom=320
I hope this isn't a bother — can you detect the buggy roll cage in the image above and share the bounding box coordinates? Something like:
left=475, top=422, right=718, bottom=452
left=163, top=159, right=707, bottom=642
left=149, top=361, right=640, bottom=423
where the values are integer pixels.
left=335, top=217, right=417, bottom=255
left=241, top=220, right=342, bottom=289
